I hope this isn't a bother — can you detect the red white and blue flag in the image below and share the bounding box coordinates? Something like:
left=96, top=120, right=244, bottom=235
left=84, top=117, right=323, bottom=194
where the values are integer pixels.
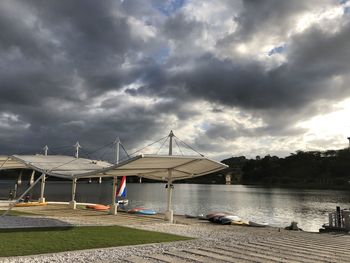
left=116, top=176, right=127, bottom=198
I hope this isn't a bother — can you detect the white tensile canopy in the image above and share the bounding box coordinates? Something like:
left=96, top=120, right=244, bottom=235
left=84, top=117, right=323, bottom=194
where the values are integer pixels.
left=0, top=132, right=228, bottom=222
left=0, top=154, right=225, bottom=181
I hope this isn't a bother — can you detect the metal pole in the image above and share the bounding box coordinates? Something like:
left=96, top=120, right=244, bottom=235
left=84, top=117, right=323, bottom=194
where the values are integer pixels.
left=13, top=183, right=18, bottom=199
left=29, top=170, right=35, bottom=185
left=17, top=170, right=22, bottom=185
left=165, top=130, right=174, bottom=222
left=2, top=173, right=45, bottom=216
left=69, top=178, right=77, bottom=209
left=43, top=145, right=49, bottom=156
left=74, top=142, right=81, bottom=158
left=169, top=130, right=174, bottom=155
left=166, top=170, right=173, bottom=211
left=39, top=174, right=46, bottom=203
left=110, top=176, right=118, bottom=215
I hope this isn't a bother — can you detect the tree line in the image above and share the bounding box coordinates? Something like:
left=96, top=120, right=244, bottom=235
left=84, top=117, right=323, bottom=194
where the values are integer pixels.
left=222, top=148, right=350, bottom=189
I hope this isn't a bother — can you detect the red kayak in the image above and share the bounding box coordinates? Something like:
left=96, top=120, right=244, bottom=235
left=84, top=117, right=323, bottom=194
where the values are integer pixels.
left=86, top=204, right=110, bottom=211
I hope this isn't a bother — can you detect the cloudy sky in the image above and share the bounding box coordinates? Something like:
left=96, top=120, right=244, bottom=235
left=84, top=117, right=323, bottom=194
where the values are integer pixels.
left=1, top=0, right=350, bottom=161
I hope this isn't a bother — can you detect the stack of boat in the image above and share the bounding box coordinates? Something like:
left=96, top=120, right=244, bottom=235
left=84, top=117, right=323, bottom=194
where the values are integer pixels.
left=187, top=212, right=268, bottom=227
left=206, top=212, right=246, bottom=225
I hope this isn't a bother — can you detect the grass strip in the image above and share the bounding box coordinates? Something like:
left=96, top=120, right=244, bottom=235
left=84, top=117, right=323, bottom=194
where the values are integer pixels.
left=0, top=209, right=38, bottom=216
left=0, top=226, right=192, bottom=257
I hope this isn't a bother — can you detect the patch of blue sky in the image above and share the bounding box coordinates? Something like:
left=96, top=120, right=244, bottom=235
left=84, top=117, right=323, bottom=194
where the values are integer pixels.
left=152, top=47, right=170, bottom=63
left=268, top=44, right=286, bottom=56
left=200, top=122, right=210, bottom=131
left=154, top=0, right=186, bottom=16
left=344, top=6, right=350, bottom=14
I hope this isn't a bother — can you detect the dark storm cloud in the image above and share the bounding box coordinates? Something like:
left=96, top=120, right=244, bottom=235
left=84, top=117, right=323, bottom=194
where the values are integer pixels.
left=0, top=0, right=349, bottom=159
left=0, top=0, right=169, bottom=156
left=162, top=13, right=203, bottom=40
left=234, top=0, right=320, bottom=40
left=288, top=22, right=350, bottom=76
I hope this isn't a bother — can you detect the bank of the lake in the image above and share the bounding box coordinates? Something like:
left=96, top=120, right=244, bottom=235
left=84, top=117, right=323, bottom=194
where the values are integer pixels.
left=1, top=181, right=349, bottom=232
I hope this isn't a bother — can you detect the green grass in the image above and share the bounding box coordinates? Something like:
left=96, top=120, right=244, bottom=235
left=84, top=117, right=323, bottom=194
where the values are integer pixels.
left=0, top=226, right=192, bottom=257
left=0, top=209, right=38, bottom=216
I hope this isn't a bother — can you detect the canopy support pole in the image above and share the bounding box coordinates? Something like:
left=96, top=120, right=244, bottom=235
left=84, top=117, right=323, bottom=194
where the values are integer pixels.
left=29, top=170, right=35, bottom=185
left=165, top=130, right=174, bottom=222
left=69, top=178, right=77, bottom=209
left=17, top=170, right=22, bottom=185
left=164, top=169, right=174, bottom=222
left=110, top=176, right=118, bottom=215
left=2, top=173, right=45, bottom=216
left=39, top=174, right=46, bottom=203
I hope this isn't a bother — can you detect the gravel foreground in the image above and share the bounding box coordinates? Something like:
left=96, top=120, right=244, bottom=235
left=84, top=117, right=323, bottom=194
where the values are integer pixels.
left=1, top=214, right=349, bottom=263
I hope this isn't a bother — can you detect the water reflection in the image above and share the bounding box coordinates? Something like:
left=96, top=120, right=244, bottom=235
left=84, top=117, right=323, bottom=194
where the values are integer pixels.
left=1, top=181, right=349, bottom=232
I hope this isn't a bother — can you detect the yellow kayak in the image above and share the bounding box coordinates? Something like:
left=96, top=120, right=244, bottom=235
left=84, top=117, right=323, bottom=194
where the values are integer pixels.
left=14, top=202, right=48, bottom=207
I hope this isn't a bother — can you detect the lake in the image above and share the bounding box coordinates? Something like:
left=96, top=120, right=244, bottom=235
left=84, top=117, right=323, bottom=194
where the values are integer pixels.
left=1, top=180, right=349, bottom=232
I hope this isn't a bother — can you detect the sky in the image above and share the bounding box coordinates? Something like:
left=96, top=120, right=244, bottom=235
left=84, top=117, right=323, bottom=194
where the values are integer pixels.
left=1, top=0, right=350, bottom=161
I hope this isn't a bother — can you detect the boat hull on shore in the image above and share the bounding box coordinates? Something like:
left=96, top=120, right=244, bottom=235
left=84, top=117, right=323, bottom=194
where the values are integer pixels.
left=14, top=202, right=47, bottom=207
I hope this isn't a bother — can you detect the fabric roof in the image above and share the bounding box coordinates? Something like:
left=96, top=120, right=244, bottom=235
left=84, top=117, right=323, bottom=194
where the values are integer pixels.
left=0, top=154, right=227, bottom=181
left=77, top=154, right=227, bottom=181
left=0, top=155, right=27, bottom=169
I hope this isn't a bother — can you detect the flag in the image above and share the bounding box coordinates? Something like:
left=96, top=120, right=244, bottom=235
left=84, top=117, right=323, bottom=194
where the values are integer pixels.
left=116, top=176, right=127, bottom=198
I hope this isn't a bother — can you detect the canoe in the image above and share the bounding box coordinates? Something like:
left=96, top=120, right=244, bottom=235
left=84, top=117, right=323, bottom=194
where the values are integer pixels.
left=185, top=214, right=207, bottom=220
left=86, top=204, right=110, bottom=211
left=128, top=207, right=157, bottom=215
left=127, top=207, right=145, bottom=214
left=218, top=217, right=232, bottom=225
left=14, top=202, right=47, bottom=207
left=206, top=212, right=228, bottom=219
left=231, top=220, right=249, bottom=226
left=248, top=221, right=269, bottom=227
left=219, top=215, right=241, bottom=225
left=135, top=209, right=157, bottom=215
left=208, top=215, right=224, bottom=223
left=223, top=215, right=241, bottom=221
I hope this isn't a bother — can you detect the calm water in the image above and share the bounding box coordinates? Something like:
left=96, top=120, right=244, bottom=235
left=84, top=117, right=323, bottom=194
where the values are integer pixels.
left=1, top=180, right=349, bottom=232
